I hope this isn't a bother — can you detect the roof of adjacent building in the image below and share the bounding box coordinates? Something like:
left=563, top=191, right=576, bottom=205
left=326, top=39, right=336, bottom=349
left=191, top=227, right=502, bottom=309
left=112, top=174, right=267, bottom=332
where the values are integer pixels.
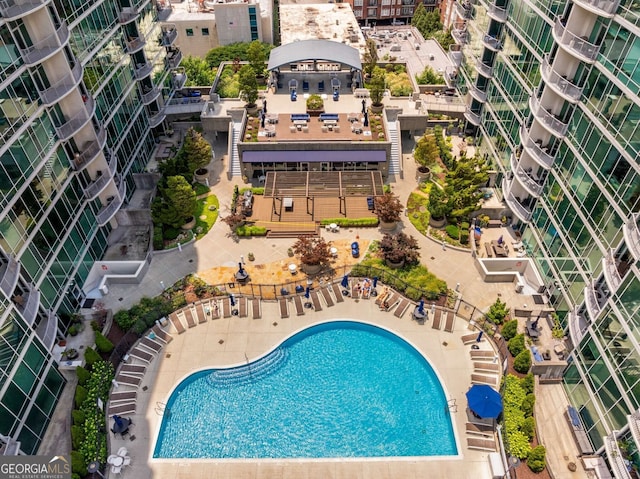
left=267, top=39, right=362, bottom=71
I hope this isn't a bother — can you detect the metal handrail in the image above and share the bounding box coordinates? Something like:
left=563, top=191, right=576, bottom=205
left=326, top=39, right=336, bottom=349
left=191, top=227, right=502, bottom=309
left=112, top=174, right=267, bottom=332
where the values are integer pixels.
left=20, top=23, right=69, bottom=65
left=530, top=96, right=568, bottom=137
left=0, top=0, right=50, bottom=19
left=39, top=61, right=83, bottom=105
left=553, top=17, right=599, bottom=61
left=540, top=54, right=583, bottom=102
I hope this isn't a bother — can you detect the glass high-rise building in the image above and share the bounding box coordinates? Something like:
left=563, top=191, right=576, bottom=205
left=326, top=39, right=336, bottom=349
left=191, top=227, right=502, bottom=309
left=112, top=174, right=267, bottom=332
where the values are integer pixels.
left=451, top=0, right=640, bottom=470
left=0, top=0, right=182, bottom=454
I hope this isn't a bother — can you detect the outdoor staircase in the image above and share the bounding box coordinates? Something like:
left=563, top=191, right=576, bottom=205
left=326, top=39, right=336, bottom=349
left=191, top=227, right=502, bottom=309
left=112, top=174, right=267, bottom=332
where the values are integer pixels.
left=387, top=120, right=401, bottom=176
left=229, top=120, right=243, bottom=177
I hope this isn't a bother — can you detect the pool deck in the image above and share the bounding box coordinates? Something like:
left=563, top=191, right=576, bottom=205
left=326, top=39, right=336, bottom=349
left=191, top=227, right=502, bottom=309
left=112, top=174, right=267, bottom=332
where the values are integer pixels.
left=111, top=298, right=499, bottom=479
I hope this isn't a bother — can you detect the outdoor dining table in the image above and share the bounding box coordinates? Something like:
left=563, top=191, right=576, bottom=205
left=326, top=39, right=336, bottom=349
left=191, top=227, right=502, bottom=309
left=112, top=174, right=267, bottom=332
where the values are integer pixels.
left=413, top=307, right=427, bottom=320
left=107, top=455, right=124, bottom=467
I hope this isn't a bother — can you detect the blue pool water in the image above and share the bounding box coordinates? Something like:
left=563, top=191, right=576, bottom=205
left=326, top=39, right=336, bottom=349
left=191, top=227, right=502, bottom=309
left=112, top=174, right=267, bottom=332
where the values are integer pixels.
left=153, top=321, right=457, bottom=459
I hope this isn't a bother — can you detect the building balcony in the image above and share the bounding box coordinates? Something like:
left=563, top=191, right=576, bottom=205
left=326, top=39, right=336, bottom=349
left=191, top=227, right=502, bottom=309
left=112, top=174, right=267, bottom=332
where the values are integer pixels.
left=452, top=28, right=469, bottom=45
left=573, top=0, right=619, bottom=16
left=510, top=153, right=544, bottom=197
left=487, top=4, right=507, bottom=22
left=141, top=85, right=161, bottom=104
left=530, top=96, right=568, bottom=137
left=36, top=310, right=58, bottom=350
left=502, top=178, right=533, bottom=223
left=623, top=213, right=640, bottom=260
left=96, top=180, right=126, bottom=226
left=445, top=67, right=458, bottom=88
left=171, top=67, right=187, bottom=90
left=476, top=59, right=493, bottom=77
left=0, top=255, right=20, bottom=298
left=449, top=45, right=463, bottom=66
left=166, top=49, right=183, bottom=69
left=73, top=125, right=107, bottom=171
left=627, top=411, right=640, bottom=457
left=602, top=250, right=623, bottom=292
left=553, top=17, right=599, bottom=62
left=519, top=125, right=555, bottom=169
left=119, top=6, right=138, bottom=23
left=584, top=283, right=603, bottom=320
left=83, top=151, right=117, bottom=200
left=125, top=36, right=146, bottom=54
left=148, top=107, right=166, bottom=128
left=604, top=433, right=632, bottom=479
left=134, top=61, right=153, bottom=80
left=14, top=284, right=39, bottom=327
left=482, top=34, right=502, bottom=51
left=19, top=23, right=69, bottom=66
left=55, top=97, right=94, bottom=141
left=568, top=308, right=588, bottom=348
left=160, top=28, right=177, bottom=47
left=157, top=4, right=172, bottom=21
left=38, top=61, right=83, bottom=105
left=540, top=54, right=583, bottom=103
left=455, top=0, right=473, bottom=19
left=464, top=107, right=481, bottom=126
left=0, top=0, right=50, bottom=20
left=469, top=83, right=487, bottom=102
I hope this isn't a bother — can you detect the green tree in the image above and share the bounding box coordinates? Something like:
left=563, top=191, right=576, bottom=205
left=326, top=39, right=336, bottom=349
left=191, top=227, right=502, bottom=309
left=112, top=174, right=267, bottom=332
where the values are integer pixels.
left=414, top=133, right=439, bottom=167
left=363, top=38, right=378, bottom=77
left=152, top=176, right=197, bottom=228
left=205, top=42, right=274, bottom=68
left=238, top=65, right=258, bottom=107
left=182, top=127, right=212, bottom=174
left=369, top=67, right=386, bottom=106
left=411, top=3, right=427, bottom=33
left=428, top=185, right=450, bottom=220
left=443, top=152, right=489, bottom=220
left=423, top=10, right=443, bottom=36
left=416, top=65, right=444, bottom=85
left=181, top=55, right=216, bottom=87
left=486, top=297, right=509, bottom=324
left=247, top=40, right=266, bottom=77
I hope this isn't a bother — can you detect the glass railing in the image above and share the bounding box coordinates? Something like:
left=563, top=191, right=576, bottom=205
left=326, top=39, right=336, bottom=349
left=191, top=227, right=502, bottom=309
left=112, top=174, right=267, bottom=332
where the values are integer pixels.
left=157, top=4, right=172, bottom=21
left=520, top=125, right=555, bottom=169
left=119, top=6, right=138, bottom=23
left=553, top=17, right=599, bottom=61
left=583, top=283, right=602, bottom=319
left=476, top=60, right=493, bottom=77
left=160, top=28, right=177, bottom=47
left=37, top=310, right=58, bottom=350
left=39, top=61, right=83, bottom=105
left=604, top=433, right=632, bottom=479
left=483, top=34, right=502, bottom=50
left=568, top=308, right=587, bottom=347
left=487, top=4, right=507, bottom=21
left=0, top=0, right=49, bottom=20
left=623, top=213, right=640, bottom=260
left=455, top=0, right=473, bottom=19
left=20, top=23, right=69, bottom=65
left=21, top=286, right=40, bottom=326
left=451, top=28, right=469, bottom=45
left=502, top=178, right=533, bottom=222
left=96, top=180, right=126, bottom=226
left=166, top=50, right=183, bottom=69
left=510, top=153, right=543, bottom=197
left=134, top=61, right=153, bottom=80
left=573, top=0, right=619, bottom=15
left=171, top=67, right=187, bottom=90
left=469, top=84, right=487, bottom=102
left=449, top=46, right=463, bottom=66
left=73, top=126, right=106, bottom=170
left=530, top=96, right=568, bottom=137
left=464, top=107, right=481, bottom=125
left=125, top=36, right=146, bottom=54
left=602, top=250, right=622, bottom=291
left=540, top=54, right=583, bottom=102
left=55, top=105, right=91, bottom=140
left=141, top=86, right=161, bottom=104
left=0, top=255, right=20, bottom=297
left=83, top=152, right=116, bottom=199
left=148, top=108, right=166, bottom=128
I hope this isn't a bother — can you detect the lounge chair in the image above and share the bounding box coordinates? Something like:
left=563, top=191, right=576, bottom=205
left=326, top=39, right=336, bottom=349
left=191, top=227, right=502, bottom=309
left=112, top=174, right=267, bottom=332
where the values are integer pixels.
left=168, top=312, right=185, bottom=334
left=310, top=290, right=322, bottom=311
left=293, top=295, right=305, bottom=316
left=119, top=365, right=146, bottom=377
left=473, top=362, right=500, bottom=374
left=151, top=324, right=173, bottom=343
left=432, top=307, right=442, bottom=329
left=111, top=465, right=122, bottom=474
left=115, top=374, right=141, bottom=387
left=466, top=422, right=494, bottom=438
left=238, top=297, right=248, bottom=318
left=443, top=310, right=456, bottom=332
left=461, top=333, right=483, bottom=345
left=222, top=297, right=232, bottom=318
left=208, top=299, right=220, bottom=319
left=182, top=307, right=197, bottom=328
left=467, top=437, right=496, bottom=451
left=251, top=298, right=261, bottom=319
left=381, top=292, right=399, bottom=312
left=279, top=298, right=289, bottom=318
left=330, top=282, right=345, bottom=302
left=471, top=374, right=497, bottom=387
left=394, top=298, right=411, bottom=318
left=117, top=447, right=128, bottom=457
left=107, top=402, right=136, bottom=416
left=351, top=283, right=360, bottom=299
left=320, top=287, right=334, bottom=307
left=128, top=347, right=153, bottom=363
left=194, top=302, right=208, bottom=323
left=140, top=337, right=162, bottom=354
left=470, top=350, right=496, bottom=361
left=110, top=391, right=138, bottom=403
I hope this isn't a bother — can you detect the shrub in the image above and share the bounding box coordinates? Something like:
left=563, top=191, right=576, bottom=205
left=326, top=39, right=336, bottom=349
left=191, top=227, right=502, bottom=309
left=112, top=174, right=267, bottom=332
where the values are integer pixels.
left=76, top=366, right=91, bottom=386
left=527, top=445, right=546, bottom=473
left=320, top=218, right=379, bottom=227
left=374, top=192, right=404, bottom=223
left=521, top=393, right=536, bottom=417
left=460, top=230, right=469, bottom=244
left=508, top=333, right=525, bottom=357
left=501, top=319, right=519, bottom=341
left=114, top=310, right=134, bottom=331
left=164, top=227, right=181, bottom=241
left=503, top=375, right=532, bottom=458
left=292, top=236, right=332, bottom=266
left=445, top=224, right=459, bottom=239
left=514, top=349, right=532, bottom=373
left=84, top=347, right=101, bottom=368
left=132, top=318, right=148, bottom=335
left=94, top=331, right=114, bottom=353
left=486, top=297, right=509, bottom=324
left=153, top=225, right=164, bottom=250
left=74, top=385, right=87, bottom=409
left=71, top=450, right=86, bottom=476
left=460, top=221, right=470, bottom=230
left=520, top=373, right=534, bottom=394
left=379, top=232, right=421, bottom=265
left=71, top=425, right=84, bottom=449
left=90, top=320, right=100, bottom=331
left=521, top=416, right=536, bottom=441
left=72, top=409, right=85, bottom=426
left=236, top=225, right=268, bottom=236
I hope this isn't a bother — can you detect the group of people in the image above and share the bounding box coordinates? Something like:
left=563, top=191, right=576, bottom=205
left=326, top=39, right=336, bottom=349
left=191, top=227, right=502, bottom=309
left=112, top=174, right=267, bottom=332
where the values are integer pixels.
left=354, top=278, right=373, bottom=298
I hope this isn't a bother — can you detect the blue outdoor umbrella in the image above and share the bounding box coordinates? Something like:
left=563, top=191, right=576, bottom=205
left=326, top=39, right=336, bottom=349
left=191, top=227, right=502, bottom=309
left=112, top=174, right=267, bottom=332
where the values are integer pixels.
left=418, top=299, right=425, bottom=314
left=304, top=287, right=310, bottom=299
left=466, top=384, right=503, bottom=419
left=238, top=262, right=244, bottom=274
left=373, top=277, right=378, bottom=288
left=476, top=330, right=484, bottom=342
left=229, top=294, right=236, bottom=307
left=341, top=275, right=349, bottom=289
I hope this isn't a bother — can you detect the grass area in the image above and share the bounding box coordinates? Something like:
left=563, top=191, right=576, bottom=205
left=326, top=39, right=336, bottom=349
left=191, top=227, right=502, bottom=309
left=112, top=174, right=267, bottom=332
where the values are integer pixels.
left=193, top=183, right=210, bottom=196
left=194, top=195, right=219, bottom=239
left=407, top=191, right=430, bottom=235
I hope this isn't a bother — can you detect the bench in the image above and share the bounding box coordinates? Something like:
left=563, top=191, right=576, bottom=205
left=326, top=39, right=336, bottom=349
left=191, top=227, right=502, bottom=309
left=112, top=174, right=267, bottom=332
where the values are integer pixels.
left=484, top=242, right=494, bottom=257
left=319, top=113, right=339, bottom=122
left=290, top=114, right=310, bottom=122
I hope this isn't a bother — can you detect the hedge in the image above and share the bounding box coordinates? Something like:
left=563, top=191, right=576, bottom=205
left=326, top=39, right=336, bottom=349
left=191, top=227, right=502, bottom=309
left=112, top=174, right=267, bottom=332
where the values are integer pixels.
left=84, top=347, right=101, bottom=368
left=501, top=319, right=519, bottom=341
left=236, top=225, right=268, bottom=236
left=503, top=375, right=532, bottom=459
left=71, top=425, right=84, bottom=449
left=520, top=373, right=534, bottom=394
left=521, top=416, right=536, bottom=441
left=71, top=450, right=85, bottom=476
left=514, top=349, right=532, bottom=373
left=75, top=366, right=91, bottom=386
left=320, top=218, right=379, bottom=227
left=521, top=393, right=535, bottom=417
left=72, top=409, right=85, bottom=426
left=74, top=385, right=87, bottom=409
left=508, top=333, right=525, bottom=357
left=94, top=331, right=114, bottom=353
left=445, top=224, right=459, bottom=239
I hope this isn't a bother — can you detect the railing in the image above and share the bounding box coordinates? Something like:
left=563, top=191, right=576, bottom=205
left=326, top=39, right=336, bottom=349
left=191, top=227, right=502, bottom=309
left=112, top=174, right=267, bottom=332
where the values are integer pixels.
left=141, top=86, right=161, bottom=104
left=0, top=255, right=20, bottom=297
left=40, top=310, right=58, bottom=350
left=574, top=0, right=619, bottom=15
left=623, top=213, right=640, bottom=260
left=83, top=150, right=116, bottom=199
left=540, top=54, right=583, bottom=102
left=119, top=6, right=138, bottom=23
left=451, top=28, right=469, bottom=45
left=487, top=4, right=507, bottom=21
left=96, top=180, right=126, bottom=226
left=19, top=23, right=69, bottom=65
left=39, top=61, right=83, bottom=105
left=166, top=50, right=183, bottom=69
left=55, top=102, right=92, bottom=140
left=553, top=17, right=600, bottom=61
left=628, top=411, right=640, bottom=454
left=0, top=0, right=49, bottom=20
left=604, top=432, right=632, bottom=479
left=134, top=61, right=153, bottom=80
left=502, top=178, right=533, bottom=222
left=530, top=96, right=568, bottom=137
left=510, top=153, right=543, bottom=197
left=583, top=283, right=602, bottom=320
left=520, top=125, right=555, bottom=169
left=73, top=126, right=106, bottom=170
left=148, top=108, right=166, bottom=128
left=125, top=36, right=145, bottom=54
left=602, top=250, right=622, bottom=291
left=455, top=0, right=473, bottom=19
left=568, top=308, right=587, bottom=347
left=160, top=29, right=177, bottom=46
left=469, top=84, right=487, bottom=102
left=483, top=34, right=502, bottom=50
left=157, top=4, right=172, bottom=21
left=20, top=285, right=40, bottom=327
left=464, top=107, right=481, bottom=125
left=476, top=60, right=493, bottom=77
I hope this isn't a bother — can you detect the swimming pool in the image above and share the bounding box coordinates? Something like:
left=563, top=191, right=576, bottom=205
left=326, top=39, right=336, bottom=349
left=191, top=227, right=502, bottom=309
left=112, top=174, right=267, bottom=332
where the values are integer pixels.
left=153, top=321, right=457, bottom=459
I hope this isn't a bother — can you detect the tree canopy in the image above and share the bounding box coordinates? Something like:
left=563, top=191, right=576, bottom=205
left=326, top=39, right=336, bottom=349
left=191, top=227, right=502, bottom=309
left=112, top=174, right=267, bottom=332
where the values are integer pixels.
left=238, top=65, right=259, bottom=107
left=182, top=127, right=212, bottom=173
left=363, top=38, right=378, bottom=76
left=369, top=67, right=386, bottom=106
left=247, top=40, right=267, bottom=77
left=181, top=56, right=216, bottom=87
left=414, top=133, right=439, bottom=167
left=152, top=176, right=197, bottom=228
left=205, top=42, right=274, bottom=68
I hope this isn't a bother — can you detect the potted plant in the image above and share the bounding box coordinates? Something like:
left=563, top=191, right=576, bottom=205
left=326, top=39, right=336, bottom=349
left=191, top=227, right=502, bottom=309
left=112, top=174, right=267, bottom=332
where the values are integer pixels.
left=413, top=133, right=438, bottom=182
left=292, top=235, right=332, bottom=274
left=247, top=252, right=255, bottom=261
left=428, top=186, right=449, bottom=228
left=369, top=68, right=386, bottom=113
left=306, top=94, right=324, bottom=115
left=379, top=232, right=420, bottom=268
left=61, top=348, right=79, bottom=360
left=238, top=65, right=259, bottom=112
left=374, top=192, right=404, bottom=231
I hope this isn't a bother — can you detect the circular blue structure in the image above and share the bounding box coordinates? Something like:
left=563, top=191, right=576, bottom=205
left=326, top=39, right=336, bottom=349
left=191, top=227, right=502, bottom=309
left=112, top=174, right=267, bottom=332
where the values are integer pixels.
left=153, top=321, right=457, bottom=459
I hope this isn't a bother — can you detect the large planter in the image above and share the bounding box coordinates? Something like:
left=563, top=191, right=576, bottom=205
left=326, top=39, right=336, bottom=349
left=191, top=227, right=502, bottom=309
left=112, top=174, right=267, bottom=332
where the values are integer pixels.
left=386, top=258, right=405, bottom=269
left=416, top=166, right=431, bottom=182
left=181, top=216, right=196, bottom=230
left=371, top=104, right=384, bottom=114
left=307, top=109, right=324, bottom=117
left=194, top=168, right=209, bottom=184
left=379, top=220, right=398, bottom=232
left=429, top=216, right=446, bottom=228
left=302, top=263, right=322, bottom=275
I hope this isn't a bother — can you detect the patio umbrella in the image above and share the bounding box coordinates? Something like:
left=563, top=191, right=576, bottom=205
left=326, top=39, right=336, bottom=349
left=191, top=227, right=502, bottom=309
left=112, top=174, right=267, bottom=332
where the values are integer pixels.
left=230, top=294, right=235, bottom=307
left=466, top=384, right=503, bottom=419
left=361, top=99, right=366, bottom=114
left=373, top=277, right=378, bottom=288
left=341, top=275, right=349, bottom=289
left=418, top=299, right=425, bottom=315
left=476, top=330, right=484, bottom=342
left=363, top=111, right=369, bottom=127
left=113, top=415, right=124, bottom=429
left=305, top=287, right=310, bottom=299
left=238, top=262, right=244, bottom=274
left=261, top=113, right=265, bottom=128
left=263, top=99, right=267, bottom=114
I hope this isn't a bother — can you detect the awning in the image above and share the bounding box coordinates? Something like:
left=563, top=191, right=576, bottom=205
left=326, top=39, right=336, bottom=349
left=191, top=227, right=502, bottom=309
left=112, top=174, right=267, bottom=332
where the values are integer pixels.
left=242, top=150, right=386, bottom=163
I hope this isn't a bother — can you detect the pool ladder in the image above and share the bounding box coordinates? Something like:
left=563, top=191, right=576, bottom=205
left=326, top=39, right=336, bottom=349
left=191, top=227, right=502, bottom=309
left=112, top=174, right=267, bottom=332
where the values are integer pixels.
left=155, top=401, right=170, bottom=417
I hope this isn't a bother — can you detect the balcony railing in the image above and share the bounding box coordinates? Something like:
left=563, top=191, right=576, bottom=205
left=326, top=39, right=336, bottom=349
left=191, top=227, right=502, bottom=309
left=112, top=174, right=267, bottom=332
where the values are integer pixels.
left=171, top=67, right=187, bottom=90
left=541, top=54, right=583, bottom=102
left=148, top=108, right=166, bottom=128
left=568, top=308, right=588, bottom=347
left=510, top=153, right=544, bottom=197
left=520, top=125, right=555, bottom=169
left=449, top=45, right=463, bottom=66
left=160, top=28, right=177, bottom=47
left=487, top=4, right=507, bottom=21
left=0, top=0, right=49, bottom=20
left=36, top=310, right=58, bottom=350
left=73, top=126, right=107, bottom=171
left=530, top=96, right=569, bottom=137
left=628, top=411, right=640, bottom=456
left=96, top=180, right=126, bottom=226
left=18, top=285, right=40, bottom=327
left=444, top=66, right=458, bottom=87
left=574, top=0, right=619, bottom=15
left=476, top=59, right=493, bottom=77
left=141, top=86, right=161, bottom=104
left=0, top=255, right=20, bottom=297
left=469, top=84, right=487, bottom=102
left=464, top=107, right=481, bottom=126
left=455, top=0, right=473, bottom=19
left=483, top=34, right=502, bottom=51
left=553, top=17, right=599, bottom=62
left=502, top=178, right=533, bottom=222
left=602, top=250, right=622, bottom=292
left=55, top=99, right=93, bottom=141
left=19, top=23, right=69, bottom=66
left=623, top=213, right=640, bottom=260
left=157, top=4, right=172, bottom=21
left=119, top=6, right=138, bottom=23
left=134, top=61, right=153, bottom=80
left=584, top=283, right=603, bottom=320
left=83, top=151, right=117, bottom=200
left=125, top=36, right=146, bottom=54
left=39, top=61, right=83, bottom=105
left=166, top=50, right=183, bottom=69
left=451, top=28, right=469, bottom=45
left=604, top=433, right=632, bottom=479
